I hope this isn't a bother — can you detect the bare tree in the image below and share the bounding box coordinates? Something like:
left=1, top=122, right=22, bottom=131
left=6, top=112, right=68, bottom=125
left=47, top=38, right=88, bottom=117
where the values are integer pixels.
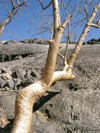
left=10, top=0, right=100, bottom=133
left=29, top=0, right=81, bottom=41
left=28, top=11, right=54, bottom=39
left=0, top=0, right=27, bottom=35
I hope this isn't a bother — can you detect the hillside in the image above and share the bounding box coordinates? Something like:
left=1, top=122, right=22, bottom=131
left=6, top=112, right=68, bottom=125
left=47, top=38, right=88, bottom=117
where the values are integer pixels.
left=0, top=41, right=100, bottom=133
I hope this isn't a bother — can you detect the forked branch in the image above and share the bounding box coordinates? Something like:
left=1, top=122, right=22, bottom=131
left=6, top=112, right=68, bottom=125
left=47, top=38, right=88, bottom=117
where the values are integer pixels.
left=11, top=1, right=100, bottom=133
left=11, top=1, right=72, bottom=131
left=38, top=0, right=52, bottom=10
left=84, top=0, right=92, bottom=20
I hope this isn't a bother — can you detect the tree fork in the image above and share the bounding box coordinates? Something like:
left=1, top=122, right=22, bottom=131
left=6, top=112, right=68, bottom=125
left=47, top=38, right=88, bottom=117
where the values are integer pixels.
left=11, top=0, right=72, bottom=132
left=41, top=15, right=72, bottom=85
left=11, top=1, right=100, bottom=133
left=11, top=19, right=71, bottom=133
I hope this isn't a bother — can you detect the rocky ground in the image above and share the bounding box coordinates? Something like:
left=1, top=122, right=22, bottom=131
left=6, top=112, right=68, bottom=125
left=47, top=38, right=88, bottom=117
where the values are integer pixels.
left=0, top=41, right=100, bottom=133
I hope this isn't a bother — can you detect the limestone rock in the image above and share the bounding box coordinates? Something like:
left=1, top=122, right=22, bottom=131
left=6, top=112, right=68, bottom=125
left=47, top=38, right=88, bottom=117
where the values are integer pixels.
left=6, top=80, right=15, bottom=90
left=0, top=67, right=12, bottom=75
left=0, top=73, right=12, bottom=81
left=12, top=69, right=26, bottom=79
left=0, top=78, right=5, bottom=88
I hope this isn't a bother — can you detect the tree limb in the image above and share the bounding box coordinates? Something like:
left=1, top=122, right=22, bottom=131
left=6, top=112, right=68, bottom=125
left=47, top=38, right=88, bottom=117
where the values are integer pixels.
left=38, top=0, right=52, bottom=10
left=61, top=15, right=72, bottom=29
left=58, top=52, right=64, bottom=60
left=91, top=23, right=100, bottom=28
left=10, top=0, right=15, bottom=8
left=67, top=1, right=100, bottom=67
left=48, top=70, right=75, bottom=87
left=84, top=0, right=92, bottom=20
left=52, top=0, right=61, bottom=31
left=16, top=0, right=20, bottom=5
left=0, top=0, right=27, bottom=35
left=61, top=0, right=71, bottom=66
left=0, top=8, right=15, bottom=35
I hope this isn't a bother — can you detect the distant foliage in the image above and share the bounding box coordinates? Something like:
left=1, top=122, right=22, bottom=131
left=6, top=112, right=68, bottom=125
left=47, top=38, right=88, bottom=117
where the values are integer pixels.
left=86, top=38, right=100, bottom=44
left=20, top=38, right=47, bottom=44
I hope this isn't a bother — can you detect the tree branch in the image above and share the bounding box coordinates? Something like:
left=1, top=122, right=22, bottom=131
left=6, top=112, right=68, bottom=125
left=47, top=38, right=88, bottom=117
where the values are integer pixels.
left=48, top=70, right=75, bottom=87
left=15, top=1, right=27, bottom=8
left=61, top=15, right=72, bottom=29
left=0, top=8, right=15, bottom=35
left=0, top=0, right=27, bottom=35
left=67, top=1, right=100, bottom=67
left=61, top=0, right=71, bottom=67
left=38, top=0, right=52, bottom=10
left=91, top=23, right=100, bottom=28
left=10, top=0, right=15, bottom=8
left=58, top=52, right=64, bottom=60
left=16, top=0, right=20, bottom=5
left=84, top=0, right=92, bottom=20
left=52, top=0, right=61, bottom=31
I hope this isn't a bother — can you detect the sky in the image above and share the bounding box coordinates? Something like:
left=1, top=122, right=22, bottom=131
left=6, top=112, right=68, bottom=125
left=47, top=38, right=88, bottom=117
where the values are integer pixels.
left=0, top=0, right=100, bottom=42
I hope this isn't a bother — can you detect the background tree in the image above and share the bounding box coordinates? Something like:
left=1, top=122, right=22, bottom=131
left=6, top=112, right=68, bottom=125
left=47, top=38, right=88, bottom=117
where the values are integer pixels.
left=10, top=0, right=100, bottom=133
left=0, top=0, right=27, bottom=35
left=28, top=11, right=54, bottom=39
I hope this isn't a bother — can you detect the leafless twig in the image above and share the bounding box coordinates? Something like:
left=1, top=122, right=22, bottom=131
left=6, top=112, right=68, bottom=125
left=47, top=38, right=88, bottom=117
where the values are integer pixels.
left=38, top=0, right=52, bottom=10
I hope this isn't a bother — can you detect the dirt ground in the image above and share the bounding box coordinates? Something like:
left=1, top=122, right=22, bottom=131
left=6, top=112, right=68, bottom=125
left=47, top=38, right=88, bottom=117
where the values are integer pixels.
left=0, top=44, right=100, bottom=133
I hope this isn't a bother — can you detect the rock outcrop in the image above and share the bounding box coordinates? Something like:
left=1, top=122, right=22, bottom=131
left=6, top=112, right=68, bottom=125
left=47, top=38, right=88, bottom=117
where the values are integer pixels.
left=0, top=43, right=48, bottom=61
left=0, top=42, right=100, bottom=133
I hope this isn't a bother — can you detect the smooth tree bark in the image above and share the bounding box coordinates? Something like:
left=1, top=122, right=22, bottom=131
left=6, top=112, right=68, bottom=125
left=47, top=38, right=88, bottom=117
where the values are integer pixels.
left=11, top=1, right=100, bottom=133
left=11, top=0, right=72, bottom=132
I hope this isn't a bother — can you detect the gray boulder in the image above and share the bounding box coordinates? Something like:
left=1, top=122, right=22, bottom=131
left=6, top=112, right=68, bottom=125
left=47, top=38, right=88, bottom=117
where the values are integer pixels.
left=0, top=43, right=48, bottom=61
left=0, top=91, right=17, bottom=120
left=0, top=78, right=5, bottom=88
left=0, top=67, right=12, bottom=75
left=6, top=80, right=15, bottom=90
left=0, top=73, right=12, bottom=81
left=12, top=69, right=26, bottom=79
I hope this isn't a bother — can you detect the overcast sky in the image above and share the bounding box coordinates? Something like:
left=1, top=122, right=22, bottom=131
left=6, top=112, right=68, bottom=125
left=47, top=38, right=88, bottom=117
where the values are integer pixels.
left=0, top=0, right=100, bottom=41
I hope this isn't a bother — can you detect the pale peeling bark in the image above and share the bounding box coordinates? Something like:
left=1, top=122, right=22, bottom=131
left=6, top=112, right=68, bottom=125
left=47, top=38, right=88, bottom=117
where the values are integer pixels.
left=41, top=15, right=72, bottom=85
left=67, top=2, right=100, bottom=67
left=52, top=0, right=61, bottom=31
left=49, top=70, right=75, bottom=87
left=11, top=15, right=71, bottom=133
left=11, top=80, right=47, bottom=133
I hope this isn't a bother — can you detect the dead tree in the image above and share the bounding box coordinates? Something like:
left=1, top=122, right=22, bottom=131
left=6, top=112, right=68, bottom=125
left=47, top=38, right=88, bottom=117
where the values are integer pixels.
left=0, top=0, right=27, bottom=35
left=11, top=0, right=100, bottom=133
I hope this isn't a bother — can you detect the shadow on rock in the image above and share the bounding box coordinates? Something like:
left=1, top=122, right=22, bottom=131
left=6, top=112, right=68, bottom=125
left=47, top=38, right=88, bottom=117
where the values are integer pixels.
left=33, top=90, right=62, bottom=112
left=0, top=120, right=13, bottom=133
